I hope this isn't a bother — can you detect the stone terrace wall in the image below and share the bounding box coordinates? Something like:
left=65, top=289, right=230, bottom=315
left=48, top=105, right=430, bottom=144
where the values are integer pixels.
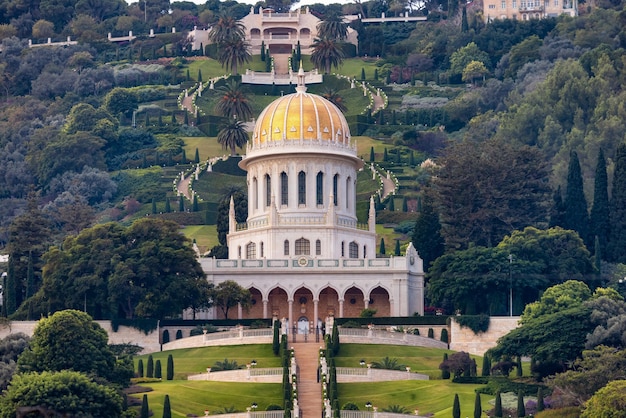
left=449, top=316, right=520, bottom=356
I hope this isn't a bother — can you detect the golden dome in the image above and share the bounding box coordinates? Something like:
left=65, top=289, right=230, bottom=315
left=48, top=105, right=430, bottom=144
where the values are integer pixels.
left=252, top=87, right=351, bottom=145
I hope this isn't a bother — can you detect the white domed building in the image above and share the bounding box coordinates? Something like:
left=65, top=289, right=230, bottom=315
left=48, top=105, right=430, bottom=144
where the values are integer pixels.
left=198, top=70, right=424, bottom=332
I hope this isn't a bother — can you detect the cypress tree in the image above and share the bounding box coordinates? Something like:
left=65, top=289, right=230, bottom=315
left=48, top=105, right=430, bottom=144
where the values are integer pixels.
left=549, top=185, right=566, bottom=228
left=158, top=112, right=163, bottom=126
left=142, top=153, right=147, bottom=168
left=383, top=148, right=388, bottom=161
left=181, top=149, right=187, bottom=164
left=141, top=394, right=149, bottom=418
left=145, top=112, right=150, bottom=127
left=147, top=355, right=154, bottom=378
left=412, top=194, right=445, bottom=270
left=379, top=238, right=386, bottom=255
left=378, top=109, right=385, bottom=125
left=461, top=6, right=469, bottom=32
left=388, top=197, right=395, bottom=211
left=155, top=151, right=160, bottom=166
left=441, top=353, right=450, bottom=379
left=392, top=110, right=397, bottom=125
left=184, top=111, right=189, bottom=125
left=155, top=359, right=162, bottom=379
left=473, top=392, right=481, bottom=418
left=166, top=354, right=174, bottom=380
left=272, top=320, right=280, bottom=355
left=452, top=394, right=460, bottom=418
left=151, top=198, right=157, bottom=214
left=331, top=321, right=340, bottom=355
left=409, top=150, right=415, bottom=166
left=517, top=391, right=525, bottom=417
left=494, top=391, right=502, bottom=417
left=361, top=68, right=366, bottom=80
left=194, top=148, right=200, bottom=163
left=165, top=198, right=171, bottom=213
left=608, top=143, right=626, bottom=262
left=374, top=69, right=378, bottom=80
left=402, top=196, right=408, bottom=212
left=186, top=69, right=190, bottom=81
left=193, top=195, right=199, bottom=212
left=537, top=387, right=545, bottom=411
left=590, top=148, right=610, bottom=259
left=197, top=69, right=202, bottom=82
left=163, top=394, right=172, bottom=418
left=296, top=41, right=301, bottom=63
left=179, top=195, right=184, bottom=212
left=395, top=147, right=401, bottom=163
left=171, top=111, right=176, bottom=124
left=564, top=151, right=589, bottom=245
left=370, top=146, right=375, bottom=162
left=261, top=41, right=266, bottom=61
left=25, top=251, right=34, bottom=300
left=138, top=359, right=144, bottom=377
left=394, top=239, right=401, bottom=255
left=481, top=355, right=491, bottom=376
left=266, top=54, right=272, bottom=72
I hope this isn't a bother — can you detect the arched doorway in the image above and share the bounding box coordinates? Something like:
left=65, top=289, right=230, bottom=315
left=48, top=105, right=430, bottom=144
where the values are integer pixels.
left=297, top=316, right=309, bottom=334
left=369, top=286, right=391, bottom=316
left=343, top=286, right=366, bottom=317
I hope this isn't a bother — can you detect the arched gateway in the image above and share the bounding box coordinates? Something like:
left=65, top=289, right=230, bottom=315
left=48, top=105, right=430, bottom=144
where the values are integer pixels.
left=193, top=68, right=424, bottom=328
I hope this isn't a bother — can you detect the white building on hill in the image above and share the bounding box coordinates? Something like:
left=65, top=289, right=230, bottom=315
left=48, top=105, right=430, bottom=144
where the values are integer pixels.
left=195, top=69, right=424, bottom=333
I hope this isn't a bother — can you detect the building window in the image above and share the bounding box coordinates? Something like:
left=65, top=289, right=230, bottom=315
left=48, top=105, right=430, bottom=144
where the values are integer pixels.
left=316, top=239, right=321, bottom=255
left=316, top=172, right=324, bottom=205
left=298, top=171, right=306, bottom=205
left=246, top=242, right=256, bottom=259
left=238, top=246, right=242, bottom=258
left=341, top=241, right=345, bottom=257
left=280, top=172, right=288, bottom=206
left=333, top=174, right=338, bottom=206
left=253, top=177, right=258, bottom=209
left=501, top=0, right=506, bottom=7
left=349, top=242, right=358, bottom=258
left=363, top=245, right=367, bottom=258
left=284, top=240, right=290, bottom=255
left=512, top=0, right=517, bottom=8
left=346, top=176, right=352, bottom=209
left=554, top=0, right=558, bottom=5
left=488, top=4, right=496, bottom=8
left=260, top=241, right=264, bottom=258
left=295, top=238, right=310, bottom=255
left=265, top=174, right=271, bottom=207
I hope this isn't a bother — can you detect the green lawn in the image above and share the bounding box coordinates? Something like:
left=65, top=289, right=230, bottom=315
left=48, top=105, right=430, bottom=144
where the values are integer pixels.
left=182, top=225, right=218, bottom=253
left=181, top=136, right=225, bottom=161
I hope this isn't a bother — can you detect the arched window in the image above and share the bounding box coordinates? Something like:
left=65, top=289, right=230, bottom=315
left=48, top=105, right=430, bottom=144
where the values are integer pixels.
left=341, top=241, right=345, bottom=257
left=363, top=245, right=367, bottom=258
left=265, top=174, right=271, bottom=207
left=260, top=241, right=264, bottom=258
left=284, top=240, right=290, bottom=255
left=295, top=238, right=310, bottom=255
left=298, top=171, right=306, bottom=205
left=346, top=176, right=352, bottom=209
left=316, top=239, right=321, bottom=255
left=246, top=242, right=256, bottom=259
left=238, top=246, right=242, bottom=258
left=316, top=172, right=324, bottom=206
left=333, top=174, right=338, bottom=206
left=349, top=241, right=358, bottom=258
left=281, top=172, right=288, bottom=206
left=253, top=177, right=258, bottom=209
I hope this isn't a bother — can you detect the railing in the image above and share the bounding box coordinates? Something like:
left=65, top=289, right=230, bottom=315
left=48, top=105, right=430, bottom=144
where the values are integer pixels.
left=341, top=412, right=426, bottom=418
left=207, top=412, right=290, bottom=418
left=338, top=328, right=448, bottom=349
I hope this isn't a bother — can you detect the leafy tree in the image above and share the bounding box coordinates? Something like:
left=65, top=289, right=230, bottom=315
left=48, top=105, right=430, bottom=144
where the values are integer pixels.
left=16, top=310, right=119, bottom=384
left=311, top=37, right=345, bottom=74
left=411, top=194, right=444, bottom=271
left=549, top=185, right=566, bottom=228
left=590, top=149, right=610, bottom=259
left=581, top=380, right=626, bottom=418
left=103, top=87, right=138, bottom=118
left=449, top=42, right=490, bottom=77
left=211, top=280, right=251, bottom=319
left=584, top=294, right=626, bottom=348
left=0, top=370, right=123, bottom=417
left=432, top=139, right=549, bottom=250
left=439, top=351, right=472, bottom=379
left=462, top=61, right=488, bottom=84
left=521, top=280, right=592, bottom=323
left=564, top=151, right=590, bottom=247
left=0, top=333, right=30, bottom=390
left=502, top=35, right=542, bottom=79
left=166, top=355, right=174, bottom=380
left=214, top=81, right=253, bottom=121
left=217, top=120, right=249, bottom=156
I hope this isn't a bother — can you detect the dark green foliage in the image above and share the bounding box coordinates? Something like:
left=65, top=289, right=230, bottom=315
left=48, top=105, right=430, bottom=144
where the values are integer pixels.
left=428, top=328, right=434, bottom=338
left=440, top=328, right=449, bottom=343
left=181, top=149, right=187, bottom=164
left=481, top=355, right=491, bottom=377
left=261, top=41, right=266, bottom=61
left=165, top=198, right=171, bottom=213
left=194, top=148, right=200, bottom=163
left=402, top=196, right=408, bottom=212
left=388, top=197, right=395, bottom=211
left=452, top=394, right=460, bottom=418
left=198, top=69, right=202, bottom=82
left=517, top=391, right=525, bottom=417
left=331, top=321, right=340, bottom=356
left=184, top=112, right=189, bottom=125
left=455, top=315, right=490, bottom=334
left=179, top=195, right=184, bottom=212
left=138, top=359, right=144, bottom=377
left=151, top=198, right=157, bottom=214
left=370, top=147, right=375, bottom=162
left=537, top=387, right=545, bottom=411
left=383, top=148, right=389, bottom=161
left=166, top=355, right=174, bottom=380
left=374, top=69, right=378, bottom=80
left=193, top=195, right=198, bottom=212
left=516, top=356, right=522, bottom=377
left=146, top=355, right=154, bottom=378
left=272, top=320, right=280, bottom=356
left=494, top=391, right=502, bottom=417
left=564, top=151, right=589, bottom=246
left=361, top=68, right=365, bottom=80
left=379, top=238, right=386, bottom=255
left=473, top=392, right=481, bottom=418
left=591, top=149, right=610, bottom=259
left=411, top=195, right=445, bottom=271
left=394, top=240, right=401, bottom=255
left=141, top=394, right=149, bottom=418
left=163, top=394, right=172, bottom=418
left=441, top=353, right=450, bottom=379
left=155, top=359, right=162, bottom=379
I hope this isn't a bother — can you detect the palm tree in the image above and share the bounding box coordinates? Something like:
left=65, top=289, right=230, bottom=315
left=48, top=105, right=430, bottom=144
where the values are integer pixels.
left=322, top=88, right=348, bottom=113
left=209, top=15, right=245, bottom=44
left=217, top=120, right=249, bottom=156
left=218, top=38, right=251, bottom=76
left=311, top=37, right=345, bottom=74
left=371, top=356, right=406, bottom=370
left=317, top=12, right=348, bottom=41
left=215, top=81, right=253, bottom=121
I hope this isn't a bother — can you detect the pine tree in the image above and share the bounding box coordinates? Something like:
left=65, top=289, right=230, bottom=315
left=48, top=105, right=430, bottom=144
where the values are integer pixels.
left=194, top=148, right=200, bottom=163
left=590, top=149, right=610, bottom=259
left=166, top=354, right=174, bottom=380
left=197, top=69, right=202, bottom=82
left=494, top=391, right=502, bottom=417
left=141, top=394, right=149, bottom=418
left=473, top=392, right=481, bottom=418
left=608, top=143, right=626, bottom=262
left=165, top=198, right=171, bottom=213
left=412, top=194, right=445, bottom=270
left=370, top=147, right=375, bottom=162
left=549, top=185, right=566, bottom=227
left=181, top=149, right=187, bottom=164
left=452, top=394, right=460, bottom=418
left=517, top=391, right=525, bottom=417
left=441, top=353, right=450, bottom=379
left=138, top=359, right=144, bottom=377
left=461, top=6, right=469, bottom=32
left=564, top=151, right=589, bottom=245
left=179, top=195, right=184, bottom=212
left=379, top=238, right=386, bottom=255
left=155, top=359, right=162, bottom=378
left=395, top=239, right=401, bottom=255
left=147, top=355, right=154, bottom=378
left=163, top=394, right=172, bottom=418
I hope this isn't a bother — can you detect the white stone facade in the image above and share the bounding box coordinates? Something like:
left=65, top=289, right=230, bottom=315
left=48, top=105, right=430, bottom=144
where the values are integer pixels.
left=482, top=0, right=577, bottom=22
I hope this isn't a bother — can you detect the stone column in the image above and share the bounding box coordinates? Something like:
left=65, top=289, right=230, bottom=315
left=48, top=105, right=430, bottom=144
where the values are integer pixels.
left=263, top=299, right=269, bottom=318
left=338, top=299, right=344, bottom=317
left=288, top=299, right=294, bottom=331
left=313, top=299, right=319, bottom=328
left=238, top=302, right=243, bottom=319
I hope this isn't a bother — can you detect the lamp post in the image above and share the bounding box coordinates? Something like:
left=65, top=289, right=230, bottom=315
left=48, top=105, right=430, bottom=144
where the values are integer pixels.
left=508, top=254, right=513, bottom=316
left=360, top=359, right=365, bottom=368
left=251, top=360, right=257, bottom=367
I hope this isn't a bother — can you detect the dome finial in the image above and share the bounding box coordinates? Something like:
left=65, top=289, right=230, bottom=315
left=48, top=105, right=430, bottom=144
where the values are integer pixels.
left=296, top=60, right=307, bottom=93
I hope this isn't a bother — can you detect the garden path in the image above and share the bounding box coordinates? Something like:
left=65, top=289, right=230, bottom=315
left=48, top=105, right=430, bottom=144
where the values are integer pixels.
left=292, top=341, right=322, bottom=418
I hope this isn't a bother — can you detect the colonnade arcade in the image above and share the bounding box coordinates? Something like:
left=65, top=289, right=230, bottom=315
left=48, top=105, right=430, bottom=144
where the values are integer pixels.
left=230, top=284, right=392, bottom=332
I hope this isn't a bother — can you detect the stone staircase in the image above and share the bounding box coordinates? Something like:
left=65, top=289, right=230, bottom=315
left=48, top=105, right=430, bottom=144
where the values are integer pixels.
left=293, top=341, right=322, bottom=418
